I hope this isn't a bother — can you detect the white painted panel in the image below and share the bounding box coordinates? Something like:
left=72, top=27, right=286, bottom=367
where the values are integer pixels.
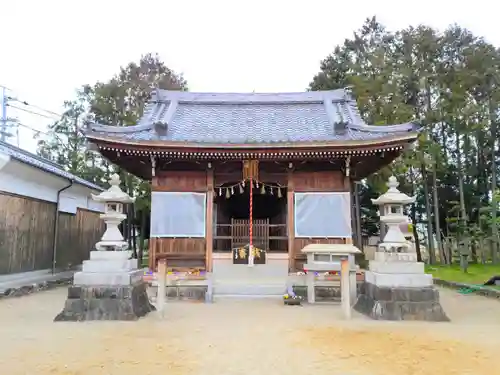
left=87, top=199, right=105, bottom=213
left=0, top=159, right=105, bottom=213
left=294, top=192, right=352, bottom=238
left=0, top=152, right=10, bottom=170
left=151, top=192, right=206, bottom=237
left=0, top=168, right=59, bottom=202
left=59, top=194, right=78, bottom=214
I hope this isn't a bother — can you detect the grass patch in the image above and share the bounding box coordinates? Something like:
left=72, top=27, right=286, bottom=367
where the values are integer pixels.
left=425, top=263, right=500, bottom=285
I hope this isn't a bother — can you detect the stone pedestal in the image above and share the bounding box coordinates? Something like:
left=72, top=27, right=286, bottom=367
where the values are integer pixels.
left=54, top=173, right=155, bottom=322
left=54, top=251, right=155, bottom=321
left=54, top=283, right=155, bottom=321
left=73, top=251, right=143, bottom=286
left=354, top=253, right=448, bottom=321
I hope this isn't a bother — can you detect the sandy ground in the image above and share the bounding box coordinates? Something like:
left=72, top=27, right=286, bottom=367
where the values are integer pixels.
left=0, top=288, right=499, bottom=375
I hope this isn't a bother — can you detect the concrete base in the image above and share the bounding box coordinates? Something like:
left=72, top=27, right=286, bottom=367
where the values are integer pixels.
left=293, top=284, right=362, bottom=302
left=212, top=258, right=288, bottom=296
left=73, top=251, right=143, bottom=286
left=354, top=282, right=449, bottom=321
left=374, top=252, right=418, bottom=262
left=369, top=261, right=424, bottom=274
left=54, top=282, right=155, bottom=321
left=73, top=269, right=144, bottom=286
left=364, top=270, right=432, bottom=288
left=89, top=250, right=132, bottom=261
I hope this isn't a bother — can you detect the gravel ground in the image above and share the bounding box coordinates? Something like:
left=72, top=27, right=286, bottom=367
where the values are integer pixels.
left=0, top=287, right=498, bottom=375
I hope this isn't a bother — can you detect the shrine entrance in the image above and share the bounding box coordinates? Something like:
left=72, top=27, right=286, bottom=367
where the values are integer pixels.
left=213, top=181, right=288, bottom=260
left=211, top=178, right=290, bottom=296
left=213, top=160, right=288, bottom=263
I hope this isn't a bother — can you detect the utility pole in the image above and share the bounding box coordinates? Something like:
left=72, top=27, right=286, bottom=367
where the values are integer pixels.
left=0, top=85, right=20, bottom=144
left=1, top=86, right=7, bottom=142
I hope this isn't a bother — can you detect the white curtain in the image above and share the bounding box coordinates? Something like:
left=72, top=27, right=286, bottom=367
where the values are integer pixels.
left=294, top=192, right=352, bottom=238
left=150, top=192, right=206, bottom=237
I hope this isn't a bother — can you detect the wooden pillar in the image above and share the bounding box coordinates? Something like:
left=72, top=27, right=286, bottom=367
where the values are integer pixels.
left=206, top=168, right=214, bottom=272
left=346, top=176, right=355, bottom=246
left=340, top=257, right=351, bottom=319
left=287, top=169, right=295, bottom=271
left=354, top=181, right=363, bottom=250
left=156, top=258, right=167, bottom=317
left=149, top=176, right=159, bottom=271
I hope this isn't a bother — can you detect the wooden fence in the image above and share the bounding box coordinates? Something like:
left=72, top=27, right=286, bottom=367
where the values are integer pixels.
left=0, top=192, right=104, bottom=275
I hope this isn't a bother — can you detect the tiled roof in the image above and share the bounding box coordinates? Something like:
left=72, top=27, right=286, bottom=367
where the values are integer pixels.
left=0, top=141, right=104, bottom=191
left=86, top=89, right=420, bottom=144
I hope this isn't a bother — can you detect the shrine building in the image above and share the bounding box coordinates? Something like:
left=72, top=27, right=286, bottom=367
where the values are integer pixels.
left=84, top=89, right=420, bottom=273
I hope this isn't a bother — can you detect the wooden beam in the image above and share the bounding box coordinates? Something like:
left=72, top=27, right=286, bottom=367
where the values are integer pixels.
left=287, top=169, right=295, bottom=271
left=206, top=168, right=214, bottom=272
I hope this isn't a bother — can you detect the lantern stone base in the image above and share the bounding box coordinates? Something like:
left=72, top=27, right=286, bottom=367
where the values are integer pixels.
left=72, top=251, right=144, bottom=286
left=354, top=275, right=449, bottom=321
left=54, top=251, right=155, bottom=321
left=54, top=282, right=155, bottom=321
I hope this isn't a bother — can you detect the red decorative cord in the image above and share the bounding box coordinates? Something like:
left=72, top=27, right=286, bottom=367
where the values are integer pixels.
left=249, top=178, right=253, bottom=251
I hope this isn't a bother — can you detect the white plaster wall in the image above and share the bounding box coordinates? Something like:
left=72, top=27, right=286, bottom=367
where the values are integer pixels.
left=0, top=158, right=104, bottom=213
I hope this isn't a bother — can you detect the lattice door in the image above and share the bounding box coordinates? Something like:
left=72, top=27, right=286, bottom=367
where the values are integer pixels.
left=231, top=218, right=269, bottom=251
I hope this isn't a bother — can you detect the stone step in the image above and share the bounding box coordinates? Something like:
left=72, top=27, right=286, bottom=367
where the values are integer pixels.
left=364, top=271, right=433, bottom=288
left=214, top=295, right=283, bottom=299
left=213, top=283, right=287, bottom=295
left=213, top=278, right=288, bottom=285
left=369, top=261, right=424, bottom=274
left=73, top=269, right=143, bottom=286
left=89, top=251, right=132, bottom=261
left=212, top=263, right=289, bottom=279
left=82, top=259, right=138, bottom=273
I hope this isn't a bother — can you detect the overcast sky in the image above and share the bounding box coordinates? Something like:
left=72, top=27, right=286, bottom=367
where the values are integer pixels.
left=1, top=0, right=498, bottom=152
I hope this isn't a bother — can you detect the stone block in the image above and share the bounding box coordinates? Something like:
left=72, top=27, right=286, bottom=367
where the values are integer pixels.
left=82, top=259, right=138, bottom=273
left=369, top=261, right=424, bottom=274
left=354, top=281, right=449, bottom=322
left=292, top=284, right=363, bottom=302
left=89, top=251, right=132, bottom=261
left=68, top=285, right=139, bottom=299
left=162, top=286, right=207, bottom=301
left=55, top=282, right=155, bottom=321
left=364, top=271, right=432, bottom=288
left=73, top=269, right=143, bottom=286
left=374, top=252, right=418, bottom=262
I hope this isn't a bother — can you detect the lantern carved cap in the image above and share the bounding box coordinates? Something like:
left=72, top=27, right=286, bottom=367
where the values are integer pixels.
left=371, top=176, right=416, bottom=206
left=91, top=173, right=135, bottom=203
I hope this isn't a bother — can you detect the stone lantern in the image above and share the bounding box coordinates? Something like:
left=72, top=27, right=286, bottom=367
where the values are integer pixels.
left=92, top=173, right=134, bottom=251
left=371, top=176, right=415, bottom=254
left=354, top=175, right=448, bottom=322
left=54, top=174, right=155, bottom=321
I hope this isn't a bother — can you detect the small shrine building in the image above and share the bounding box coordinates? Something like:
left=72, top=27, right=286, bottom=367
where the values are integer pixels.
left=85, top=89, right=420, bottom=272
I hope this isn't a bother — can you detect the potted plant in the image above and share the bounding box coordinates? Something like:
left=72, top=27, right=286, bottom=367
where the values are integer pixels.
left=283, top=287, right=302, bottom=306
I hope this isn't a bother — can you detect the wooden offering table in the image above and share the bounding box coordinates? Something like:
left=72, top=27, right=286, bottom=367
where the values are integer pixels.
left=302, top=244, right=361, bottom=319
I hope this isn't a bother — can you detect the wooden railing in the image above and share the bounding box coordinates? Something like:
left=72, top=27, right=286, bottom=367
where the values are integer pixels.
left=213, top=220, right=287, bottom=252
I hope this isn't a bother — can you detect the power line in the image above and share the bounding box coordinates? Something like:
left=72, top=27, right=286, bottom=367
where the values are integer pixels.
left=8, top=97, right=62, bottom=118
left=16, top=121, right=50, bottom=137
left=16, top=122, right=77, bottom=151
left=1, top=84, right=63, bottom=143
left=6, top=103, right=59, bottom=120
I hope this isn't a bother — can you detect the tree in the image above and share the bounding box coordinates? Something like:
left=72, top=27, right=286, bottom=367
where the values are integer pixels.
left=85, top=53, right=188, bottom=261
left=310, top=17, right=500, bottom=264
left=36, top=53, right=188, bottom=262
left=36, top=93, right=107, bottom=186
